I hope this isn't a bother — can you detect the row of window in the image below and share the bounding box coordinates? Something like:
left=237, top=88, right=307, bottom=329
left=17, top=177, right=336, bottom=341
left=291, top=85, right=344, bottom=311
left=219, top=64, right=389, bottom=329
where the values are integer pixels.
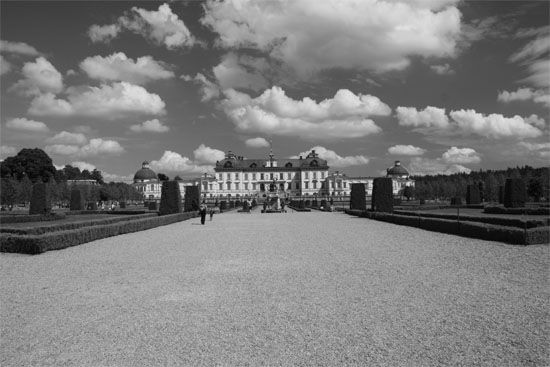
left=216, top=171, right=327, bottom=182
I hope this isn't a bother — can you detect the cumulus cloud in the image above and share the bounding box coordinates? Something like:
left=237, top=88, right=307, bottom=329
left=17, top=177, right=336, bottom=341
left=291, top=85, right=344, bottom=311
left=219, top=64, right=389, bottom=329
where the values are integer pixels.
left=1, top=55, right=11, bottom=75
left=45, top=138, right=124, bottom=158
left=245, top=137, right=270, bottom=148
left=409, top=157, right=471, bottom=176
left=5, top=117, right=49, bottom=132
left=0, top=40, right=40, bottom=56
left=441, top=146, right=481, bottom=164
left=80, top=52, right=174, bottom=85
left=497, top=87, right=550, bottom=107
left=11, top=57, right=63, bottom=96
left=130, top=119, right=169, bottom=133
left=0, top=145, right=18, bottom=158
left=293, top=146, right=369, bottom=168
left=28, top=82, right=166, bottom=119
left=70, top=161, right=96, bottom=172
left=430, top=63, right=455, bottom=75
left=193, top=144, right=225, bottom=164
left=213, top=52, right=269, bottom=92
left=150, top=150, right=213, bottom=174
left=46, top=131, right=88, bottom=145
left=87, top=24, right=121, bottom=43
left=221, top=86, right=390, bottom=140
left=181, top=73, right=220, bottom=102
left=396, top=106, right=450, bottom=129
left=388, top=144, right=426, bottom=156
left=202, top=0, right=461, bottom=76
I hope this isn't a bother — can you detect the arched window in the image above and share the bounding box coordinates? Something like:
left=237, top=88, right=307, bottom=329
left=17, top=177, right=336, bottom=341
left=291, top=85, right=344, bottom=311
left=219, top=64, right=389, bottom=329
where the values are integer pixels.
left=224, top=161, right=233, bottom=168
left=310, top=160, right=318, bottom=167
left=250, top=163, right=257, bottom=168
left=285, top=162, right=293, bottom=168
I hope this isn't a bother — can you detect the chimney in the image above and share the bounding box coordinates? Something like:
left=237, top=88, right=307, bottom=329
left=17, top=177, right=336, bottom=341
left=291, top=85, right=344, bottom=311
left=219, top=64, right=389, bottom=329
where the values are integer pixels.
left=299, top=155, right=303, bottom=160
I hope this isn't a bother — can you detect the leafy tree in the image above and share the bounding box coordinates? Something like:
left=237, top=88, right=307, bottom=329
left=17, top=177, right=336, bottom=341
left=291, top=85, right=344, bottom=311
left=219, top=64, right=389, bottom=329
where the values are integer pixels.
left=63, top=165, right=81, bottom=180
left=527, top=177, right=543, bottom=202
left=81, top=169, right=92, bottom=180
left=1, top=178, right=19, bottom=207
left=17, top=175, right=33, bottom=205
left=91, top=169, right=104, bottom=184
left=0, top=148, right=56, bottom=182
left=158, top=173, right=169, bottom=181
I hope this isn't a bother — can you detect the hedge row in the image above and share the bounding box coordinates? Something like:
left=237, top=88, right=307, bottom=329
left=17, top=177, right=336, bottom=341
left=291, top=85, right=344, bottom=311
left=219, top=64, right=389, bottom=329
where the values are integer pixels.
left=0, top=212, right=198, bottom=254
left=0, top=213, right=66, bottom=224
left=484, top=206, right=550, bottom=216
left=350, top=183, right=366, bottom=210
left=392, top=210, right=549, bottom=229
left=66, top=210, right=150, bottom=216
left=1, top=213, right=158, bottom=235
left=345, top=210, right=549, bottom=245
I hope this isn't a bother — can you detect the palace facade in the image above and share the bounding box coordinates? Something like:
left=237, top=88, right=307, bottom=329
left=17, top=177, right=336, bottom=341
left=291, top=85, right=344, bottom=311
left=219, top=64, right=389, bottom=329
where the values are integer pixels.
left=133, top=151, right=414, bottom=200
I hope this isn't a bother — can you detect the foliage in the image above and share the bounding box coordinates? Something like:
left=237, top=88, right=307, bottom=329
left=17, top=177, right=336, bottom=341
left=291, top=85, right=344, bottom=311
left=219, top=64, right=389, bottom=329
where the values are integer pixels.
left=157, top=173, right=169, bottom=181
left=159, top=181, right=182, bottom=215
left=148, top=201, right=158, bottom=211
left=403, top=186, right=414, bottom=201
left=372, top=178, right=393, bottom=212
left=1, top=178, right=19, bottom=207
left=527, top=177, right=543, bottom=202
left=466, top=184, right=481, bottom=205
left=29, top=182, right=52, bottom=215
left=504, top=178, right=526, bottom=208
left=184, top=186, right=200, bottom=212
left=350, top=183, right=366, bottom=210
left=0, top=148, right=56, bottom=182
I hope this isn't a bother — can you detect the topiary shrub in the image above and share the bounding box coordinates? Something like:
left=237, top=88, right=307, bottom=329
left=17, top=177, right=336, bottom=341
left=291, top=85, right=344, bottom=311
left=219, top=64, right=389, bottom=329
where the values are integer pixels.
left=466, top=184, right=481, bottom=205
left=498, top=186, right=504, bottom=204
left=144, top=202, right=149, bottom=208
left=504, top=178, right=526, bottom=208
left=299, top=200, right=305, bottom=209
left=229, top=201, right=235, bottom=209
left=29, top=182, right=52, bottom=215
left=350, top=183, right=366, bottom=210
left=450, top=197, right=462, bottom=206
left=148, top=201, right=158, bottom=211
left=184, top=186, right=200, bottom=212
left=242, top=201, right=250, bottom=212
left=220, top=201, right=227, bottom=211
left=70, top=188, right=85, bottom=211
left=371, top=178, right=393, bottom=212
left=159, top=180, right=182, bottom=216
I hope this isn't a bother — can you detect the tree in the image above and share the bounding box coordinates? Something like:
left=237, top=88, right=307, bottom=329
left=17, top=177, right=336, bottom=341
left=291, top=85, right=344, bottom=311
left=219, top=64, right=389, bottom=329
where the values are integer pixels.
left=0, top=148, right=56, bottom=182
left=63, top=165, right=81, bottom=180
left=527, top=177, right=543, bottom=202
left=81, top=169, right=92, bottom=180
left=158, top=173, right=169, bottom=181
left=1, top=178, right=19, bottom=207
left=17, top=175, right=33, bottom=205
left=174, top=175, right=183, bottom=181
left=90, top=169, right=104, bottom=184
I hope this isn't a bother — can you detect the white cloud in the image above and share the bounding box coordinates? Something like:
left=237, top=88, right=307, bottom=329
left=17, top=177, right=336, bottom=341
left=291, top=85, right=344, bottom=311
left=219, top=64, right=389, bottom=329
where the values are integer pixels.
left=120, top=3, right=196, bottom=49
left=510, top=26, right=549, bottom=88
left=46, top=131, right=88, bottom=145
left=441, top=146, right=481, bottom=164
left=202, top=0, right=461, bottom=76
left=245, top=137, right=270, bottom=148
left=150, top=150, right=213, bottom=174
left=221, top=86, right=389, bottom=140
left=45, top=138, right=124, bottom=158
left=396, top=106, right=450, bottom=129
left=87, top=24, right=121, bottom=43
left=70, top=161, right=96, bottom=172
left=102, top=171, right=134, bottom=183
left=388, top=144, right=426, bottom=156
left=409, top=157, right=471, bottom=176
left=517, top=141, right=550, bottom=160
left=193, top=144, right=225, bottom=164
left=130, top=119, right=169, bottom=133
left=293, top=146, right=369, bottom=168
left=1, top=55, right=11, bottom=76
left=11, top=57, right=63, bottom=96
left=80, top=52, right=174, bottom=84
left=430, top=63, right=455, bottom=75
left=28, top=82, right=166, bottom=119
left=0, top=145, right=17, bottom=158
left=497, top=87, right=550, bottom=107
left=181, top=73, right=220, bottom=102
left=213, top=52, right=268, bottom=92
left=449, top=109, right=542, bottom=139
left=5, top=117, right=49, bottom=132
left=0, top=40, right=40, bottom=56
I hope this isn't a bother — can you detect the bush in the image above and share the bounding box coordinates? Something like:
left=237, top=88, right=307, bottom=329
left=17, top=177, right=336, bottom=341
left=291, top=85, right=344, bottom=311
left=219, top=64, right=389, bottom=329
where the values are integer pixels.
left=144, top=202, right=149, bottom=208
left=235, top=200, right=241, bottom=207
left=450, top=197, right=462, bottom=206
left=350, top=183, right=366, bottom=210
left=184, top=186, right=200, bottom=212
left=371, top=178, right=393, bottom=212
left=299, top=200, right=305, bottom=209
left=0, top=212, right=198, bottom=254
left=251, top=199, right=257, bottom=207
left=70, top=189, right=85, bottom=211
left=312, top=199, right=318, bottom=207
left=148, top=201, right=158, bottom=211
left=419, top=199, right=426, bottom=205
left=393, top=198, right=402, bottom=206
left=159, top=181, right=182, bottom=216
left=466, top=184, right=481, bottom=205
left=504, top=178, right=526, bottom=208
left=220, top=201, right=227, bottom=211
left=29, top=182, right=52, bottom=215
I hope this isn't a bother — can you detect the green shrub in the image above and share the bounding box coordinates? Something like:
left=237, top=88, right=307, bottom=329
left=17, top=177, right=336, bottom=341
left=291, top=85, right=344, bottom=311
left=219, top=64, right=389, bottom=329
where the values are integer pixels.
left=159, top=181, right=182, bottom=216
left=466, top=184, right=481, bottom=205
left=148, top=201, right=158, bottom=211
left=235, top=200, right=241, bottom=207
left=70, top=188, right=85, bottom=211
left=299, top=200, right=305, bottom=209
left=29, top=182, right=51, bottom=215
left=372, top=178, right=393, bottom=212
left=184, top=186, right=200, bottom=212
left=484, top=206, right=550, bottom=216
left=350, top=183, right=366, bottom=210
left=504, top=178, right=526, bottom=208
left=251, top=199, right=257, bottom=207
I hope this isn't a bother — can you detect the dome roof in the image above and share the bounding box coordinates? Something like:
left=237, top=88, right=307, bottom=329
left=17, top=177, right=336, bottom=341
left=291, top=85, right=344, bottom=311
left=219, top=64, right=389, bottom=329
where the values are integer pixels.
left=387, top=161, right=409, bottom=177
left=134, top=161, right=157, bottom=181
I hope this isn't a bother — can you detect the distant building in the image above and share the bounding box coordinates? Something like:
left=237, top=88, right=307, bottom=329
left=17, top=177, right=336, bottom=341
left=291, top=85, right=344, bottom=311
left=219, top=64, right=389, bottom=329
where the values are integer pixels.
left=386, top=160, right=415, bottom=195
left=133, top=161, right=161, bottom=199
left=66, top=179, right=99, bottom=186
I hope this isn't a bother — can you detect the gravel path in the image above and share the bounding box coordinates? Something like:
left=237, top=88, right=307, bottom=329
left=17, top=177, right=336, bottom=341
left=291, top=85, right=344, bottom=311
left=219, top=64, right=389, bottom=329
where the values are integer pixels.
left=1, top=211, right=548, bottom=366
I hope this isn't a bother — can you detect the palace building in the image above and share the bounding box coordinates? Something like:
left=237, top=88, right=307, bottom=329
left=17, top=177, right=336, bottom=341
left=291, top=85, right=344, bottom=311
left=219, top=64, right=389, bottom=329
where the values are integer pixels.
left=132, top=152, right=414, bottom=201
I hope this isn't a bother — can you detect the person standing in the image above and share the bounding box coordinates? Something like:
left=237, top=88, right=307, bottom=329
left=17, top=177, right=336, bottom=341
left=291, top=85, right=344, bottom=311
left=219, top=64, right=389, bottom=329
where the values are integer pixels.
left=199, top=204, right=207, bottom=225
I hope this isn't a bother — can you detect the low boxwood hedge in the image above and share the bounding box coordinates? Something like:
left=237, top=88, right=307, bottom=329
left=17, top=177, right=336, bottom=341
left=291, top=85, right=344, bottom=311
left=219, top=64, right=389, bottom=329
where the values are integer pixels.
left=484, top=206, right=550, bottom=216
left=0, top=213, right=66, bottom=224
left=0, top=212, right=198, bottom=254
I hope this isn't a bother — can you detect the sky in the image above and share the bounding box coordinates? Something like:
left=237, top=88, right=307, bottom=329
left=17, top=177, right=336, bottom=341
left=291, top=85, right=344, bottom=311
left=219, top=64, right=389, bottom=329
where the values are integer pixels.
left=0, top=0, right=548, bottom=182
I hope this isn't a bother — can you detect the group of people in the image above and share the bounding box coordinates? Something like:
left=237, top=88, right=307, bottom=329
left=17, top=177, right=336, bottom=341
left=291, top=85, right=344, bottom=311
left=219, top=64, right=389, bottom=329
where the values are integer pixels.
left=198, top=204, right=214, bottom=225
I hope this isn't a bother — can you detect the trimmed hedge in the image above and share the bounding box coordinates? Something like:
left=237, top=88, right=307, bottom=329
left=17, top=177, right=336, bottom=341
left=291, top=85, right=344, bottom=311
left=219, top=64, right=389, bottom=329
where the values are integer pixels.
left=184, top=186, right=200, bottom=212
left=484, top=206, right=550, bottom=216
left=1, top=213, right=157, bottom=235
left=159, top=181, right=182, bottom=215
left=0, top=212, right=198, bottom=254
left=504, top=178, right=526, bottom=208
left=372, top=178, right=393, bottom=212
left=148, top=201, right=158, bottom=211
left=350, top=183, right=366, bottom=210
left=29, top=183, right=51, bottom=215
left=0, top=213, right=66, bottom=224
left=70, top=189, right=85, bottom=211
left=466, top=184, right=481, bottom=205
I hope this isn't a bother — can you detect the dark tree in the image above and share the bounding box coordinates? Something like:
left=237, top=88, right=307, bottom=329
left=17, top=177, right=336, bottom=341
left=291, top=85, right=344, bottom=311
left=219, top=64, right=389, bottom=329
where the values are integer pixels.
left=90, top=169, right=104, bottom=184
left=157, top=173, right=170, bottom=181
left=184, top=186, right=200, bottom=212
left=527, top=177, right=543, bottom=202
left=1, top=178, right=19, bottom=207
left=504, top=178, right=526, bottom=208
left=159, top=181, right=182, bottom=215
left=174, top=175, right=183, bottom=181
left=70, top=188, right=85, bottom=211
left=29, top=182, right=52, bottom=215
left=371, top=177, right=393, bottom=212
left=63, top=165, right=82, bottom=180
left=0, top=148, right=56, bottom=182
left=17, top=176, right=33, bottom=205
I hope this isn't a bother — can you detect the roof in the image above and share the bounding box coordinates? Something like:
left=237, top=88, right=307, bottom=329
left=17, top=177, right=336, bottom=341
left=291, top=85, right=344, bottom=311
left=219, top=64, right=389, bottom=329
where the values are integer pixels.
left=133, top=167, right=158, bottom=181
left=386, top=161, right=409, bottom=177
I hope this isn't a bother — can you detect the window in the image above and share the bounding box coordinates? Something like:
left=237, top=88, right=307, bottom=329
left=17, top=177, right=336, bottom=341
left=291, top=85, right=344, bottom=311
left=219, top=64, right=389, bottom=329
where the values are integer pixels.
left=305, top=181, right=309, bottom=189
left=244, top=173, right=248, bottom=180
left=310, top=160, right=318, bottom=167
left=260, top=173, right=264, bottom=180
left=287, top=172, right=292, bottom=179
left=285, top=162, right=292, bottom=168
left=244, top=183, right=248, bottom=190
left=253, top=183, right=257, bottom=190
left=250, top=163, right=257, bottom=168
left=270, top=173, right=274, bottom=179
left=296, top=182, right=300, bottom=190
left=305, top=172, right=309, bottom=179
left=235, top=183, right=240, bottom=190
left=287, top=182, right=292, bottom=190
left=313, top=182, right=317, bottom=189
left=218, top=173, right=222, bottom=181
left=224, top=161, right=232, bottom=168
left=280, top=173, right=284, bottom=180
left=252, top=173, right=257, bottom=180
left=343, top=182, right=347, bottom=188
left=313, top=172, right=317, bottom=179
left=235, top=173, right=240, bottom=180
left=219, top=183, right=223, bottom=190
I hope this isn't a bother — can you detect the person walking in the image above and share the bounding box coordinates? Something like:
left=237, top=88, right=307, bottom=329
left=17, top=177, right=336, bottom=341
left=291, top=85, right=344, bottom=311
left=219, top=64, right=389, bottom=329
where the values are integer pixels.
left=199, top=204, right=207, bottom=225
left=209, top=208, right=214, bottom=221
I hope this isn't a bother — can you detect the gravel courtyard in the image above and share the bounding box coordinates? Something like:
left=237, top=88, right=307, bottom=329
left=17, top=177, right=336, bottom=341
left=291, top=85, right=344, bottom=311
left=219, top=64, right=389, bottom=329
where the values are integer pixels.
left=1, top=211, right=548, bottom=366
